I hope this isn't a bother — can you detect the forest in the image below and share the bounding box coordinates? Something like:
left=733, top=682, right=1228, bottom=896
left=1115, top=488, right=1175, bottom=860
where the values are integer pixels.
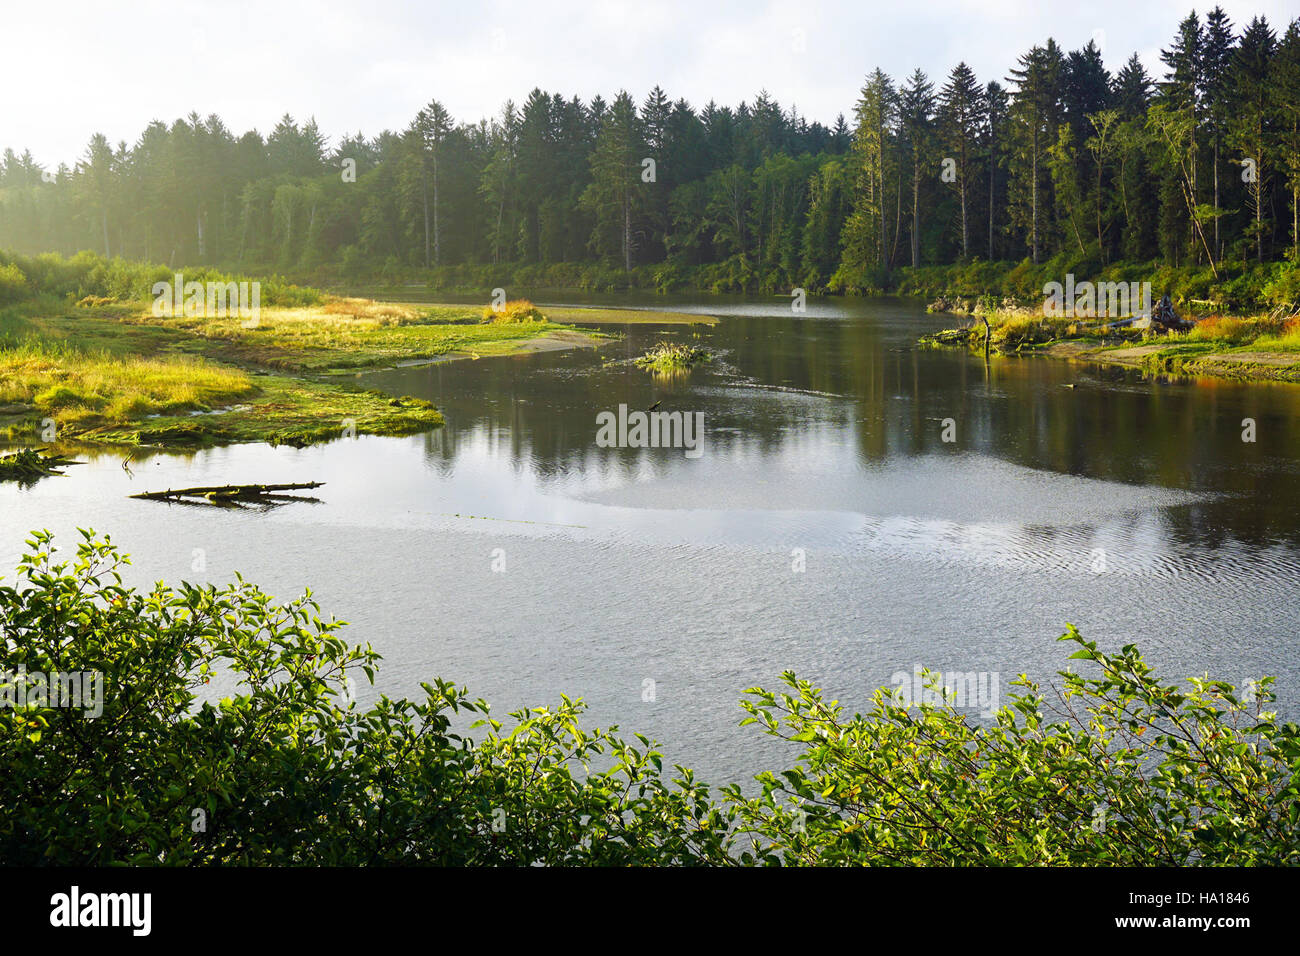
left=1, top=8, right=1299, bottom=297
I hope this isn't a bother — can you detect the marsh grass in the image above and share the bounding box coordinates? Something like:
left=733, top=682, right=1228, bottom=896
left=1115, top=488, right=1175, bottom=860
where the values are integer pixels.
left=0, top=340, right=255, bottom=430
left=922, top=311, right=1079, bottom=351
left=935, top=308, right=1300, bottom=356
left=481, top=299, right=547, bottom=324
left=124, top=300, right=559, bottom=371
left=0, top=339, right=444, bottom=446
left=89, top=380, right=444, bottom=447
left=1173, top=313, right=1300, bottom=351
left=318, top=297, right=424, bottom=325
left=0, top=291, right=592, bottom=446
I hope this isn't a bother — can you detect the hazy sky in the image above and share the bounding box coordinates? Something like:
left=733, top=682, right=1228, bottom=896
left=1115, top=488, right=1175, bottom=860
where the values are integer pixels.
left=4, top=0, right=1295, bottom=168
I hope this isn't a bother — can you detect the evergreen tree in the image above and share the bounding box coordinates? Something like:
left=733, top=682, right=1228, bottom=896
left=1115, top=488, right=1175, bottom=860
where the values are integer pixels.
left=898, top=70, right=936, bottom=267
left=581, top=92, right=647, bottom=272
left=939, top=63, right=982, bottom=259
left=1229, top=16, right=1277, bottom=262
left=1007, top=41, right=1064, bottom=263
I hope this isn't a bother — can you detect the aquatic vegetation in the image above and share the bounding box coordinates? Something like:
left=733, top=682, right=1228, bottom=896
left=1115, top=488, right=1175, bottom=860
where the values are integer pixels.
left=634, top=340, right=710, bottom=372
left=126, top=300, right=566, bottom=371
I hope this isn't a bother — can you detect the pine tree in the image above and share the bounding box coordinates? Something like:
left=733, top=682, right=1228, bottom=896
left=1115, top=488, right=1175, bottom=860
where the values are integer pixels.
left=939, top=63, right=981, bottom=259
left=1160, top=12, right=1204, bottom=261
left=409, top=100, right=453, bottom=268
left=1230, top=16, right=1277, bottom=262
left=840, top=70, right=896, bottom=278
left=581, top=92, right=646, bottom=272
left=1007, top=41, right=1064, bottom=263
left=983, top=81, right=1009, bottom=259
left=1203, top=7, right=1237, bottom=258
left=1274, top=19, right=1300, bottom=258
left=898, top=70, right=935, bottom=267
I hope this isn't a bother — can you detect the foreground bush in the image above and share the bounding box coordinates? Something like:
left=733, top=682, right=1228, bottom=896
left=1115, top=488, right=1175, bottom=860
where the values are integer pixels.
left=0, top=531, right=726, bottom=865
left=1, top=531, right=1296, bottom=865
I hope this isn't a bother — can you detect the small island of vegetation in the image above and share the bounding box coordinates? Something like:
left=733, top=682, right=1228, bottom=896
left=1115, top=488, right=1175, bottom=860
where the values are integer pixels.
left=634, top=340, right=711, bottom=373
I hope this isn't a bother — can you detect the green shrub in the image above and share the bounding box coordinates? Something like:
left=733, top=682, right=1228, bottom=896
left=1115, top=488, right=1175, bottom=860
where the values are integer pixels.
left=0, top=531, right=730, bottom=865
left=3, top=531, right=1295, bottom=866
left=727, top=630, right=1300, bottom=865
left=0, top=263, right=28, bottom=305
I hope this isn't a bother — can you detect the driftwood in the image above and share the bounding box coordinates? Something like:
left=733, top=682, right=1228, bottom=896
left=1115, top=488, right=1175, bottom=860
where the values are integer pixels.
left=0, top=448, right=83, bottom=483
left=130, top=481, right=324, bottom=506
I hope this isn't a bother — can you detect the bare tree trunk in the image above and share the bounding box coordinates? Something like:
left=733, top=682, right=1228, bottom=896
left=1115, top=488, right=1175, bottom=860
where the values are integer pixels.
left=1031, top=127, right=1039, bottom=265
left=432, top=157, right=440, bottom=267
left=911, top=161, right=920, bottom=268
left=494, top=197, right=504, bottom=265
left=1096, top=159, right=1104, bottom=264
left=877, top=151, right=885, bottom=269
left=623, top=188, right=632, bottom=273
left=1213, top=140, right=1220, bottom=259
left=1256, top=166, right=1264, bottom=263
left=988, top=142, right=995, bottom=259
left=891, top=168, right=903, bottom=268
left=959, top=150, right=968, bottom=259
left=422, top=165, right=430, bottom=269
left=1189, top=129, right=1197, bottom=263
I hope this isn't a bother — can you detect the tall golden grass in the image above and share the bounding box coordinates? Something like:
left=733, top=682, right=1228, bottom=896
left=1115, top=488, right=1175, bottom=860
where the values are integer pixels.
left=1182, top=314, right=1300, bottom=350
left=320, top=297, right=423, bottom=325
left=481, top=299, right=547, bottom=324
left=0, top=341, right=253, bottom=425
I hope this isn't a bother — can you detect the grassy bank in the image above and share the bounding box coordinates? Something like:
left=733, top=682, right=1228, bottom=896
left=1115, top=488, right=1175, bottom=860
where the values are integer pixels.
left=0, top=255, right=616, bottom=448
left=118, top=297, right=596, bottom=373
left=525, top=305, right=717, bottom=326
left=0, top=338, right=443, bottom=447
left=921, top=306, right=1300, bottom=384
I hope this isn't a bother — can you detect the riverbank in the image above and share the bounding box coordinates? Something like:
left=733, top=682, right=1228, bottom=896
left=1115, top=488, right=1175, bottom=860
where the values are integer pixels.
left=0, top=296, right=612, bottom=449
left=919, top=306, right=1300, bottom=385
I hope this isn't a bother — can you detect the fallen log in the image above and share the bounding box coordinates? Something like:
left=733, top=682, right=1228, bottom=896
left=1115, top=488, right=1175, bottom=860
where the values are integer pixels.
left=130, top=481, right=324, bottom=503
left=0, top=448, right=84, bottom=483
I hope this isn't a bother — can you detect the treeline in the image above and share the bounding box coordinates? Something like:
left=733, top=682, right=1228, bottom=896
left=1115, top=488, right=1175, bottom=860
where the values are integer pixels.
left=1, top=8, right=1299, bottom=294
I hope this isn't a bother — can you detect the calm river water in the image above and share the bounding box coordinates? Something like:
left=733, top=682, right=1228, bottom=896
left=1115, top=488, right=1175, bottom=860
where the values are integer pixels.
left=3, top=293, right=1299, bottom=785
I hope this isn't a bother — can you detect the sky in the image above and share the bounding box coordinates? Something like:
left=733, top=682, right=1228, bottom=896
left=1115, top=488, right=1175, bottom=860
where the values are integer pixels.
left=3, top=0, right=1296, bottom=169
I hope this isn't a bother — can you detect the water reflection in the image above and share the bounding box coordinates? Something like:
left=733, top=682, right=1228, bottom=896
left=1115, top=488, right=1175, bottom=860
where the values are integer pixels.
left=356, top=297, right=1300, bottom=555
left=3, top=294, right=1298, bottom=784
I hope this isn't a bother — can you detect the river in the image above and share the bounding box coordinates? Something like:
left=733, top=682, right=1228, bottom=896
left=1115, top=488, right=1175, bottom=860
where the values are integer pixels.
left=4, top=293, right=1299, bottom=785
